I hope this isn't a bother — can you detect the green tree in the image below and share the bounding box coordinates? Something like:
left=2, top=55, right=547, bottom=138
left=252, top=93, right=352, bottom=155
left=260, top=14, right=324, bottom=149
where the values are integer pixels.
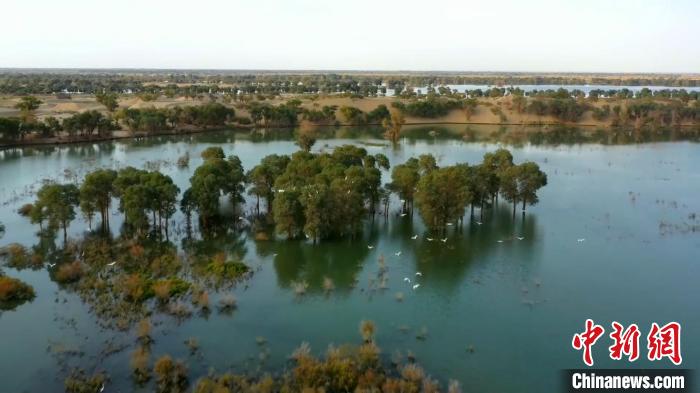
left=80, top=169, right=117, bottom=232
left=516, top=162, right=548, bottom=213
left=415, top=165, right=471, bottom=232
left=95, top=92, right=119, bottom=112
left=34, top=183, right=79, bottom=244
left=184, top=154, right=245, bottom=227
left=246, top=154, right=290, bottom=214
left=14, top=96, right=43, bottom=124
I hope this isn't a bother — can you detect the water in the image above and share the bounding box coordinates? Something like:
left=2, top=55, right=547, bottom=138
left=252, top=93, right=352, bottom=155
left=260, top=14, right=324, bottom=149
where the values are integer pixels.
left=0, top=126, right=699, bottom=392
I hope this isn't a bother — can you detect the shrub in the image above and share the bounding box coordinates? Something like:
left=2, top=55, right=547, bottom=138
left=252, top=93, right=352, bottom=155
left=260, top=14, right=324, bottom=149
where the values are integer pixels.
left=55, top=261, right=84, bottom=283
left=0, top=276, right=36, bottom=307
left=130, top=346, right=151, bottom=384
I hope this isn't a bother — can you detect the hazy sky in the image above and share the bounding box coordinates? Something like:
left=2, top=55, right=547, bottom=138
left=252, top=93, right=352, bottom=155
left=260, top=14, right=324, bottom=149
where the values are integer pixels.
left=2, top=0, right=698, bottom=72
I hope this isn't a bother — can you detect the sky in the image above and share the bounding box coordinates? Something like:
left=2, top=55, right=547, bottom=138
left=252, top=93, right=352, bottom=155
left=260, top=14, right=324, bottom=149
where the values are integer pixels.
left=2, top=0, right=699, bottom=73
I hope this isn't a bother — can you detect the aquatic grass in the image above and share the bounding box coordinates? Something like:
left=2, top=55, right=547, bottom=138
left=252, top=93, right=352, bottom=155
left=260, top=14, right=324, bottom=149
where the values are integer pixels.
left=217, top=294, right=237, bottom=313
left=184, top=337, right=199, bottom=355
left=136, top=318, right=152, bottom=345
left=153, top=355, right=188, bottom=393
left=359, top=320, right=376, bottom=343
left=64, top=369, right=106, bottom=393
left=130, top=346, right=151, bottom=384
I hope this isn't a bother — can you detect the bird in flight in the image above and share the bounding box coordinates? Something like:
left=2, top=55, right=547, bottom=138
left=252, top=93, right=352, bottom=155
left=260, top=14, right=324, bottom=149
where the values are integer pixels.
left=400, top=213, right=407, bottom=217
left=107, top=261, right=116, bottom=266
left=426, top=238, right=434, bottom=242
left=367, top=245, right=374, bottom=249
left=440, top=238, right=447, bottom=243
left=403, top=277, right=411, bottom=283
left=394, top=251, right=402, bottom=257
left=411, top=234, right=418, bottom=240
left=577, top=238, right=586, bottom=243
left=415, top=272, right=422, bottom=277
left=516, top=236, right=525, bottom=240
left=412, top=284, right=420, bottom=290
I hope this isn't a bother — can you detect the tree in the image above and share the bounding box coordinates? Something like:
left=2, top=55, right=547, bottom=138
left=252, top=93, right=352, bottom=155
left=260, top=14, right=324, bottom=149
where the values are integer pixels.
left=462, top=98, right=478, bottom=120
left=95, top=92, right=119, bottom=112
left=516, top=162, right=548, bottom=213
left=415, top=165, right=471, bottom=232
left=184, top=154, right=245, bottom=227
left=246, top=154, right=290, bottom=214
left=34, top=183, right=79, bottom=244
left=382, top=109, right=404, bottom=143
left=296, top=124, right=317, bottom=152
left=388, top=158, right=420, bottom=214
left=499, top=165, right=521, bottom=218
left=80, top=169, right=117, bottom=232
left=14, top=96, right=42, bottom=124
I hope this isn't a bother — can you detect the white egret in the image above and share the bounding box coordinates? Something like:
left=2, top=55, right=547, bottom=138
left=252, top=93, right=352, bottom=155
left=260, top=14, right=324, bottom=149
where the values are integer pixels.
left=415, top=272, right=422, bottom=277
left=107, top=261, right=116, bottom=266
left=577, top=238, right=586, bottom=242
left=394, top=251, right=402, bottom=257
left=412, top=284, right=420, bottom=290
left=403, top=277, right=411, bottom=283
left=411, top=235, right=418, bottom=240
left=367, top=245, right=374, bottom=250
left=440, top=238, right=447, bottom=243
left=426, top=238, right=434, bottom=242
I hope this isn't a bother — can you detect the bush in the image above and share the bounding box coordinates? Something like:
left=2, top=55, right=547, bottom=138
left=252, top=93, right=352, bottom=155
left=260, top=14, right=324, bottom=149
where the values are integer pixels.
left=55, top=261, right=84, bottom=283
left=0, top=276, right=36, bottom=306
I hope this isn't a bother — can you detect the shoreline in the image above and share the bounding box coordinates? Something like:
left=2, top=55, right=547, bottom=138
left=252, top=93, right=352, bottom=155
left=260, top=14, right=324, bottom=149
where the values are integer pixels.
left=1, top=120, right=698, bottom=150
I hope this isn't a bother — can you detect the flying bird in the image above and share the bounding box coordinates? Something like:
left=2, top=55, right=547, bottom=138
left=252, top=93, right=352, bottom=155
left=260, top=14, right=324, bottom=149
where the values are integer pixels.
left=447, top=222, right=454, bottom=226
left=497, top=240, right=504, bottom=243
left=367, top=245, right=374, bottom=249
left=577, top=238, right=586, bottom=243
left=277, top=189, right=285, bottom=193
left=440, top=238, right=448, bottom=243
left=400, top=213, right=407, bottom=217
left=411, top=235, right=418, bottom=240
left=403, top=277, right=411, bottom=283
left=394, top=251, right=402, bottom=257
left=516, top=236, right=525, bottom=240
left=412, top=284, right=420, bottom=290
left=415, top=272, right=422, bottom=277
left=426, top=238, right=434, bottom=242
left=474, top=221, right=483, bottom=225
left=48, top=263, right=56, bottom=268
left=107, top=261, right=116, bottom=266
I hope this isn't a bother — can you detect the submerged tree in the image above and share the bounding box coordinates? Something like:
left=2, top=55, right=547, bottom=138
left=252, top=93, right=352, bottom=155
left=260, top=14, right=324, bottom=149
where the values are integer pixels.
left=79, top=169, right=117, bottom=232
left=246, top=154, right=290, bottom=215
left=382, top=109, right=405, bottom=143
left=183, top=151, right=245, bottom=228
left=415, top=162, right=471, bottom=232
left=33, top=183, right=79, bottom=244
left=515, top=162, right=548, bottom=214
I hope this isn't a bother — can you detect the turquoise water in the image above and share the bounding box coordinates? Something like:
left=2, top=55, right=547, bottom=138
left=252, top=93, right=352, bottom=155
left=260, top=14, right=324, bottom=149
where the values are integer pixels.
left=0, top=127, right=699, bottom=392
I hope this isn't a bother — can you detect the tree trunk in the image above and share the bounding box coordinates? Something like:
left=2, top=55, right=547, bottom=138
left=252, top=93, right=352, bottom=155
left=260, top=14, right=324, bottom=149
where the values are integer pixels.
left=62, top=222, right=68, bottom=245
left=512, top=200, right=516, bottom=219
left=522, top=198, right=526, bottom=212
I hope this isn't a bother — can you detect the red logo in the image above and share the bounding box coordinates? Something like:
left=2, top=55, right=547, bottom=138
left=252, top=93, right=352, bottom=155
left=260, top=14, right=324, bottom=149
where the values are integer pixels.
left=572, top=320, right=682, bottom=366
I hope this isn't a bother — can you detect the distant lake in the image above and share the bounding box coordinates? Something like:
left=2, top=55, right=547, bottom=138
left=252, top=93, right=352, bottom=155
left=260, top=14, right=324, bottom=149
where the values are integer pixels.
left=1, top=126, right=699, bottom=392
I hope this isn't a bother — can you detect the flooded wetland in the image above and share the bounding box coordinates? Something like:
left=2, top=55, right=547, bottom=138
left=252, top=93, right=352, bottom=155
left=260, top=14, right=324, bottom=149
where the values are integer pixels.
left=1, top=125, right=699, bottom=393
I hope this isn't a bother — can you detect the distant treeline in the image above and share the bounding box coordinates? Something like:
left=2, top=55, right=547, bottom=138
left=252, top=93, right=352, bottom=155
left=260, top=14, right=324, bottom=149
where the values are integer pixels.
left=1, top=72, right=699, bottom=96
left=0, top=102, right=234, bottom=141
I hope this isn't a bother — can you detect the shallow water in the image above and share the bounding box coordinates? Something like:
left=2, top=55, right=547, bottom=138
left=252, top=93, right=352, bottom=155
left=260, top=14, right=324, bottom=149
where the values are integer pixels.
left=0, top=126, right=698, bottom=392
